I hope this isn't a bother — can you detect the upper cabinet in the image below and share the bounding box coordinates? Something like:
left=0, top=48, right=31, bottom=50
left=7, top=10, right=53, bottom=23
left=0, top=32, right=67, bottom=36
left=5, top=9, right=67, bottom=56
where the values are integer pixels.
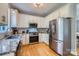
left=76, top=4, right=79, bottom=20
left=76, top=4, right=79, bottom=33
left=10, top=9, right=19, bottom=27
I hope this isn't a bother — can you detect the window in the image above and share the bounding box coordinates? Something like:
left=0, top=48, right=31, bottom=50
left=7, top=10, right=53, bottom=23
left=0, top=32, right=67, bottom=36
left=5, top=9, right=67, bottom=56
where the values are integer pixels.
left=0, top=25, right=7, bottom=33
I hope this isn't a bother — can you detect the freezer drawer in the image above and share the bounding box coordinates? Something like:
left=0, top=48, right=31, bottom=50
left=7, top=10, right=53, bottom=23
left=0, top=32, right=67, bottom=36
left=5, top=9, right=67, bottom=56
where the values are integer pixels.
left=57, top=41, right=63, bottom=55
left=52, top=40, right=57, bottom=52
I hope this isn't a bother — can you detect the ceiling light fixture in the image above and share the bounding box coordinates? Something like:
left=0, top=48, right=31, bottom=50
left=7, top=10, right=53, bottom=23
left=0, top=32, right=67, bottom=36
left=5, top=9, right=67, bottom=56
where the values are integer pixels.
left=33, top=3, right=44, bottom=8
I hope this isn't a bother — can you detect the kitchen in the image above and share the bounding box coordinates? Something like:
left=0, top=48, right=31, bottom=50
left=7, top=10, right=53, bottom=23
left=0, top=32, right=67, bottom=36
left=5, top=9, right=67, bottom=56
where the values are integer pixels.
left=0, top=3, right=79, bottom=56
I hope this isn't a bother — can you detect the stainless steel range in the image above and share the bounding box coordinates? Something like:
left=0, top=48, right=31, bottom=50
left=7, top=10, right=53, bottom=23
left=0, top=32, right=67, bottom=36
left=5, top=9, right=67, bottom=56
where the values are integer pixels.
left=28, top=23, right=39, bottom=43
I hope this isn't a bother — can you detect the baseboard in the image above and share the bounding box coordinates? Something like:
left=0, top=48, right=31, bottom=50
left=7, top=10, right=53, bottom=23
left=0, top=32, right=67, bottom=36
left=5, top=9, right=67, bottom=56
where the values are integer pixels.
left=71, top=51, right=77, bottom=56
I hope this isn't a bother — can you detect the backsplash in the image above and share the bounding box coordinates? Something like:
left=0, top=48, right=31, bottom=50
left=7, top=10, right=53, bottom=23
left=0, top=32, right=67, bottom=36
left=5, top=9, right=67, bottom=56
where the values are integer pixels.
left=37, top=28, right=49, bottom=33
left=11, top=27, right=49, bottom=34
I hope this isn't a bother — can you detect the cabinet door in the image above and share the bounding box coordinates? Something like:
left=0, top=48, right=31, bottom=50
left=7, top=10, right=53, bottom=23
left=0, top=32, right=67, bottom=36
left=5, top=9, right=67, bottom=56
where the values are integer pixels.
left=39, top=33, right=43, bottom=42
left=39, top=33, right=49, bottom=44
left=25, top=34, right=29, bottom=44
left=11, top=12, right=16, bottom=27
left=21, top=34, right=29, bottom=44
left=10, top=40, right=18, bottom=52
left=10, top=9, right=18, bottom=27
left=21, top=34, right=26, bottom=45
left=1, top=40, right=10, bottom=53
left=42, top=34, right=49, bottom=44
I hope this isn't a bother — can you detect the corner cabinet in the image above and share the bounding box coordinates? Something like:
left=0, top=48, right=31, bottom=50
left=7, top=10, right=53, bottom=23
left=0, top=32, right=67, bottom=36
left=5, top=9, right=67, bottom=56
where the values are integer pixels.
left=10, top=9, right=19, bottom=27
left=21, top=34, right=29, bottom=45
left=39, top=33, right=49, bottom=45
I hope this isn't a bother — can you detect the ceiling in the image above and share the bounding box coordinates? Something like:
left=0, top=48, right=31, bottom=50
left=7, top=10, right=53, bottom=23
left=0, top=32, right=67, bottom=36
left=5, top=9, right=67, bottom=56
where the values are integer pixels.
left=10, top=3, right=66, bottom=17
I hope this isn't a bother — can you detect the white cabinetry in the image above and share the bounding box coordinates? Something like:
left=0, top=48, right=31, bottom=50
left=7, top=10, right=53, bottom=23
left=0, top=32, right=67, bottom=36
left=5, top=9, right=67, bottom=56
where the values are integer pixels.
left=76, top=4, right=79, bottom=20
left=10, top=9, right=19, bottom=27
left=26, top=34, right=29, bottom=44
left=21, top=34, right=29, bottom=45
left=10, top=39, right=18, bottom=51
left=0, top=40, right=10, bottom=54
left=76, top=4, right=79, bottom=32
left=39, top=33, right=49, bottom=45
left=21, top=34, right=26, bottom=45
left=2, top=40, right=10, bottom=53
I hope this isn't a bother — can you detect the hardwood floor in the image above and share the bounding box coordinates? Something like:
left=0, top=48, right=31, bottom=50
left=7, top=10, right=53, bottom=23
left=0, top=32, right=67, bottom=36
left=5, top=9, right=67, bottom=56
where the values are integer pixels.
left=16, top=42, right=58, bottom=56
left=77, top=48, right=79, bottom=56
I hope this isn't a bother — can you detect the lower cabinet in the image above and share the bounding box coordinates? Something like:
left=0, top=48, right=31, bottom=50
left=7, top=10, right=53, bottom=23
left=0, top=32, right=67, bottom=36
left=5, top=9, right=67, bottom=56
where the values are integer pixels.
left=0, top=39, right=20, bottom=55
left=21, top=34, right=29, bottom=45
left=21, top=34, right=26, bottom=45
left=10, top=40, right=18, bottom=52
left=25, top=34, right=29, bottom=44
left=0, top=40, right=10, bottom=54
left=21, top=33, right=49, bottom=45
left=39, top=33, right=49, bottom=44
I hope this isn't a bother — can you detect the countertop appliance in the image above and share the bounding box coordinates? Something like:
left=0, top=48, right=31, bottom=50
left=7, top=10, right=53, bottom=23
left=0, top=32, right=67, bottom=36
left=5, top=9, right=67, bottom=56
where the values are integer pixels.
left=49, top=17, right=71, bottom=55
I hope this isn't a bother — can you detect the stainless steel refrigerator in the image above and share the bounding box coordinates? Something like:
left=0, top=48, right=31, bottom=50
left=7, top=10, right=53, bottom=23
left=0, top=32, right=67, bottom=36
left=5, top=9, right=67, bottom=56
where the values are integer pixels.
left=49, top=17, right=71, bottom=55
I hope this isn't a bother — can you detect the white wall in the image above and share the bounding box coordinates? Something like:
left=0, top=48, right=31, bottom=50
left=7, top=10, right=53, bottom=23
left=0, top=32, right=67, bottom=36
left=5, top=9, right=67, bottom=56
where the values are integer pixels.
left=0, top=3, right=9, bottom=24
left=0, top=3, right=9, bottom=40
left=69, top=4, right=77, bottom=55
left=18, top=13, right=49, bottom=28
left=45, top=4, right=74, bottom=28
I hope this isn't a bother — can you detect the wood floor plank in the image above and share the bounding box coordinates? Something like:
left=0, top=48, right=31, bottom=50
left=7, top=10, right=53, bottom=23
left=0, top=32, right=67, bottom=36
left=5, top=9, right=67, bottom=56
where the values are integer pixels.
left=16, top=42, right=58, bottom=56
left=77, top=48, right=79, bottom=56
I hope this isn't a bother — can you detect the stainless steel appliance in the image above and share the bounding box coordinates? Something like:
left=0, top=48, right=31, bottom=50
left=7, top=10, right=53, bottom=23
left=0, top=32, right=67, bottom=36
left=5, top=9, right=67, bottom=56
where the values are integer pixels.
left=49, top=17, right=71, bottom=55
left=28, top=23, right=39, bottom=43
